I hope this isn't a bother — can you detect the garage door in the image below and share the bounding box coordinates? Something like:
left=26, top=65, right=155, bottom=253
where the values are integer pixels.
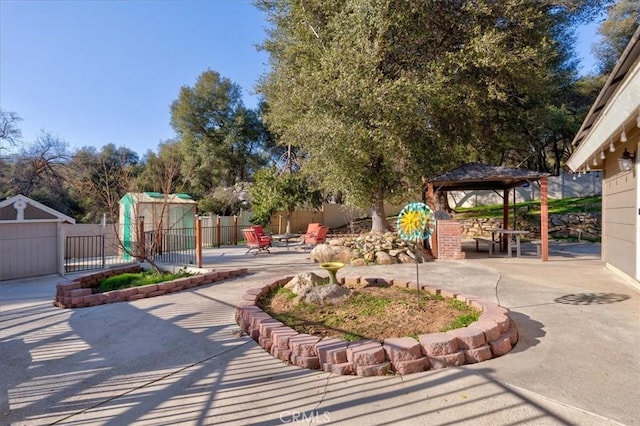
left=0, top=223, right=58, bottom=281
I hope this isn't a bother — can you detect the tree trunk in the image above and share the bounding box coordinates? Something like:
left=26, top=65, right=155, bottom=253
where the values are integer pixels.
left=370, top=191, right=390, bottom=233
left=286, top=209, right=293, bottom=234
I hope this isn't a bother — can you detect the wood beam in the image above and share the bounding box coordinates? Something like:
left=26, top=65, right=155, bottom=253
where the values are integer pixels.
left=540, top=177, right=549, bottom=261
left=502, top=189, right=510, bottom=251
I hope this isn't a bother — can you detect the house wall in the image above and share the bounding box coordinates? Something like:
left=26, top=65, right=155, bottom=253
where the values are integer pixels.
left=0, top=222, right=59, bottom=280
left=602, top=125, right=640, bottom=279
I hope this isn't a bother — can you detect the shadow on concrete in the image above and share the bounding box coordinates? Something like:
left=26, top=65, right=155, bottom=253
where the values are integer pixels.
left=554, top=292, right=631, bottom=305
left=2, top=279, right=580, bottom=426
left=507, top=312, right=546, bottom=354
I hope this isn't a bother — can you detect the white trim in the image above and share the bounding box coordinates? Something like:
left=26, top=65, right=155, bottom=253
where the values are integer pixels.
left=0, top=194, right=75, bottom=224
left=605, top=262, right=640, bottom=292
left=0, top=219, right=69, bottom=224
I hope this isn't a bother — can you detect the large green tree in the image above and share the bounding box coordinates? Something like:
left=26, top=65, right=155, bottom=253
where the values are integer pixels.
left=593, top=0, right=640, bottom=74
left=170, top=70, right=269, bottom=195
left=137, top=140, right=185, bottom=195
left=249, top=165, right=321, bottom=231
left=257, top=0, right=596, bottom=231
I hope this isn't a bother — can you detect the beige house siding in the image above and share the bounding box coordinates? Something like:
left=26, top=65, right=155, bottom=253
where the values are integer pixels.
left=601, top=127, right=639, bottom=280
left=0, top=223, right=59, bottom=280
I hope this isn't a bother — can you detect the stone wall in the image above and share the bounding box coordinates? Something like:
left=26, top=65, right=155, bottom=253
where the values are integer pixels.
left=236, top=276, right=517, bottom=376
left=457, top=213, right=601, bottom=241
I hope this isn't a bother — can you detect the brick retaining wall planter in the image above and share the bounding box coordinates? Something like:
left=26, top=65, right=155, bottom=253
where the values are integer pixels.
left=54, top=265, right=248, bottom=309
left=236, top=277, right=518, bottom=376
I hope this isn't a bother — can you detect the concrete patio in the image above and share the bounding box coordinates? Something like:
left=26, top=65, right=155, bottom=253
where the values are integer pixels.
left=1, top=240, right=638, bottom=425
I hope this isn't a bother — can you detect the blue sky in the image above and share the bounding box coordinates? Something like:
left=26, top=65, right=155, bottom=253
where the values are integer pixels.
left=1, top=1, right=601, bottom=157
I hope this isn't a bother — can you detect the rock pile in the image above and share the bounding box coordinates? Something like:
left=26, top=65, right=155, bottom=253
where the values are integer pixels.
left=310, top=232, right=431, bottom=266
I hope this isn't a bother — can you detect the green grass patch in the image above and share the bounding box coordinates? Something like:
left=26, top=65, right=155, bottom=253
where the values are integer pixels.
left=276, top=287, right=297, bottom=300
left=398, top=287, right=445, bottom=301
left=448, top=298, right=473, bottom=311
left=98, top=270, right=192, bottom=292
left=441, top=312, right=481, bottom=332
left=455, top=196, right=601, bottom=219
left=341, top=332, right=365, bottom=341
left=346, top=292, right=391, bottom=316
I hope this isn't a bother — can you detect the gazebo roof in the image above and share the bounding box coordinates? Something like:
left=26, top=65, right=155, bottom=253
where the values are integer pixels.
left=427, top=163, right=549, bottom=191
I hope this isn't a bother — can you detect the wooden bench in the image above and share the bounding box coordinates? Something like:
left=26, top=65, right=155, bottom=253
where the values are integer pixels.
left=474, top=237, right=500, bottom=256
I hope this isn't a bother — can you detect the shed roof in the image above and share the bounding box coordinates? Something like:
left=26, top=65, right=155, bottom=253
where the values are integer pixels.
left=120, top=192, right=197, bottom=205
left=0, top=194, right=76, bottom=223
left=427, top=163, right=549, bottom=191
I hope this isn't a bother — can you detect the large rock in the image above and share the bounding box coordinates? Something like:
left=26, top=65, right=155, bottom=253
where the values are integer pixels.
left=350, top=258, right=367, bottom=266
left=375, top=251, right=395, bottom=265
left=310, top=244, right=354, bottom=264
left=303, top=284, right=351, bottom=305
left=284, top=272, right=326, bottom=295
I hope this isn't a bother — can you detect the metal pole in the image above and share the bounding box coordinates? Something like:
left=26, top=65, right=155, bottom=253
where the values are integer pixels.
left=196, top=216, right=202, bottom=267
left=415, top=240, right=420, bottom=305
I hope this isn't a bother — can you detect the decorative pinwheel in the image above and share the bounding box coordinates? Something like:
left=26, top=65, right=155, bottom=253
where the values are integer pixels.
left=396, top=202, right=435, bottom=242
left=396, top=202, right=436, bottom=302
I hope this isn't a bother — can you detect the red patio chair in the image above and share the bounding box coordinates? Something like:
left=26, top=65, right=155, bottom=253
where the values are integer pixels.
left=251, top=225, right=273, bottom=245
left=242, top=228, right=271, bottom=255
left=302, top=223, right=329, bottom=245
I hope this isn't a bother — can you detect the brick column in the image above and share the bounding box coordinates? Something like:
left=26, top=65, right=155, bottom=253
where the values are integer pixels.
left=436, top=220, right=465, bottom=260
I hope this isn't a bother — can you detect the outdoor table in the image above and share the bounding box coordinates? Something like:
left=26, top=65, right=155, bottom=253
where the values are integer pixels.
left=272, top=233, right=302, bottom=251
left=489, top=229, right=528, bottom=257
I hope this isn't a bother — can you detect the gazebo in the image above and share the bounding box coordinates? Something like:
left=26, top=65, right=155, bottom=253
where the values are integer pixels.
left=425, top=163, right=550, bottom=261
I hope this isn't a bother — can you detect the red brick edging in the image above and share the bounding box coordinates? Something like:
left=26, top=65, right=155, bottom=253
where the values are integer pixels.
left=54, top=265, right=248, bottom=309
left=236, top=276, right=518, bottom=376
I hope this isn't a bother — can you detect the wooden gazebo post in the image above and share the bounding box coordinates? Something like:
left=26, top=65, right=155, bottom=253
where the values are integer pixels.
left=427, top=182, right=438, bottom=258
left=502, top=188, right=510, bottom=252
left=540, top=177, right=549, bottom=261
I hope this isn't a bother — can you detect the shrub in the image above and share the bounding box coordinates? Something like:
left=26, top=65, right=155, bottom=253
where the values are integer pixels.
left=99, top=270, right=192, bottom=292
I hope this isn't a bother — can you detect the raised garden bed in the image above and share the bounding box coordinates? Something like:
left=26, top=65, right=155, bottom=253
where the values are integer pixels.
left=236, top=276, right=517, bottom=376
left=54, top=264, right=248, bottom=309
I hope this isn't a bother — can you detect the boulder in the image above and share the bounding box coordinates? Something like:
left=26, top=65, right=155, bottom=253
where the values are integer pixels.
left=397, top=252, right=414, bottom=264
left=303, top=284, right=351, bottom=305
left=309, top=244, right=335, bottom=263
left=284, top=272, right=326, bottom=295
left=375, top=251, right=395, bottom=265
left=350, top=258, right=367, bottom=267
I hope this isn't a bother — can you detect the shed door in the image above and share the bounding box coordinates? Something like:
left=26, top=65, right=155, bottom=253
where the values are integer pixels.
left=0, top=223, right=58, bottom=281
